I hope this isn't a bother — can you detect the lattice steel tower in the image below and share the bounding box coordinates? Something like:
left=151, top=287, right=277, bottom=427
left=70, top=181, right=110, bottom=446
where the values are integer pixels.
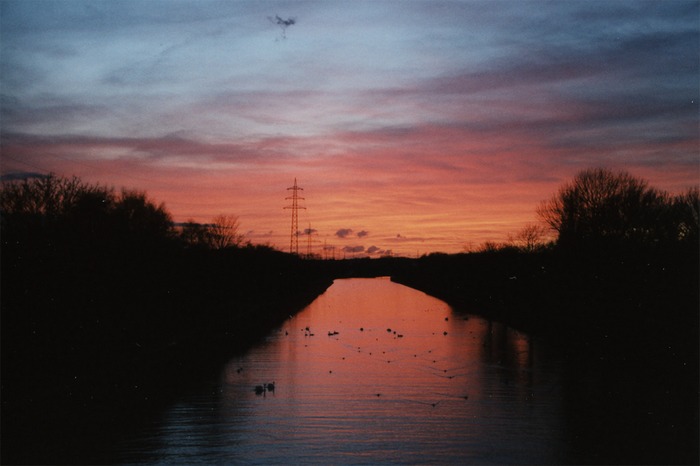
left=284, top=178, right=305, bottom=255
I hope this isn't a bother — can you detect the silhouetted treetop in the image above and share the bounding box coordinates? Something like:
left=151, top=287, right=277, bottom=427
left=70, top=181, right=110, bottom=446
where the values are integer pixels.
left=0, top=173, right=173, bottom=249
left=209, top=214, right=246, bottom=249
left=113, top=189, right=173, bottom=240
left=0, top=174, right=105, bottom=219
left=671, top=186, right=699, bottom=244
left=538, top=167, right=697, bottom=250
left=176, top=215, right=247, bottom=250
left=179, top=220, right=213, bottom=249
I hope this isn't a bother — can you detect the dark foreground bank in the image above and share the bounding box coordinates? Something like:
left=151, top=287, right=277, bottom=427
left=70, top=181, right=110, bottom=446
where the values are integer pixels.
left=3, top=244, right=698, bottom=465
left=391, top=246, right=699, bottom=465
left=1, top=242, right=332, bottom=464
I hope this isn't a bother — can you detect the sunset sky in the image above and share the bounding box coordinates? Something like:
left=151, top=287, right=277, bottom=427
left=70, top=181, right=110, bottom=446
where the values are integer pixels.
left=1, top=1, right=698, bottom=256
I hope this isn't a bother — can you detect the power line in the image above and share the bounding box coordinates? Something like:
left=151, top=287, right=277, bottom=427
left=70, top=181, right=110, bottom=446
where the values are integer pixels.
left=1, top=154, right=52, bottom=175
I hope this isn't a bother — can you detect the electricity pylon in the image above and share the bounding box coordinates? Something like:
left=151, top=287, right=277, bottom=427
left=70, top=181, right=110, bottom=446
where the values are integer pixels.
left=284, top=178, right=305, bottom=255
left=306, top=223, right=318, bottom=258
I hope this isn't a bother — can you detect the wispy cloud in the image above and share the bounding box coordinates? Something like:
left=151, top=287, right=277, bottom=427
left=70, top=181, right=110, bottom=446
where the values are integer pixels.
left=1, top=0, right=696, bottom=255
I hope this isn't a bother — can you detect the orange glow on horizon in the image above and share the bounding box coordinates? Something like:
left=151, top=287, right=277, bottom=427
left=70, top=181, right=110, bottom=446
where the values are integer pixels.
left=2, top=125, right=696, bottom=256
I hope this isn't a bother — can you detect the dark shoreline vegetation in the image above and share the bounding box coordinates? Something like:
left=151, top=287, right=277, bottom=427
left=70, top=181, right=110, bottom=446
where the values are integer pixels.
left=2, top=169, right=698, bottom=464
left=390, top=247, right=698, bottom=464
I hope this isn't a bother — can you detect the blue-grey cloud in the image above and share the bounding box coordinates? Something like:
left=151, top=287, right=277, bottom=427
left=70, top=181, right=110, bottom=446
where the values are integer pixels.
left=0, top=131, right=272, bottom=164
left=357, top=230, right=368, bottom=238
left=335, top=228, right=353, bottom=239
left=0, top=171, right=47, bottom=181
left=342, top=245, right=364, bottom=253
left=6, top=101, right=111, bottom=133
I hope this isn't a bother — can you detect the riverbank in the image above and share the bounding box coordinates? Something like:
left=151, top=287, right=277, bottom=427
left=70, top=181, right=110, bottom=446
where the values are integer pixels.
left=3, top=241, right=697, bottom=464
left=1, top=243, right=333, bottom=464
left=390, top=247, right=699, bottom=464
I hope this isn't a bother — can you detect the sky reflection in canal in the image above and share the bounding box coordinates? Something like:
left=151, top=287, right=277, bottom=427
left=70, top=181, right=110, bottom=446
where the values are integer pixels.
left=120, top=278, right=566, bottom=464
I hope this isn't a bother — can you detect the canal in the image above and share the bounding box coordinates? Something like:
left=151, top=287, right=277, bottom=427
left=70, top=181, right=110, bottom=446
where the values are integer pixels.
left=116, top=277, right=571, bottom=464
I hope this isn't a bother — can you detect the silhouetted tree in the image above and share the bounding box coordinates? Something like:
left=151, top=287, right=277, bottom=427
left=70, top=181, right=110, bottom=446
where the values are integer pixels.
left=537, top=168, right=668, bottom=249
left=179, top=220, right=214, bottom=248
left=671, top=187, right=699, bottom=245
left=508, top=223, right=550, bottom=252
left=1, top=174, right=106, bottom=228
left=477, top=241, right=514, bottom=253
left=113, top=189, right=173, bottom=242
left=68, top=188, right=116, bottom=240
left=209, top=214, right=245, bottom=249
left=1, top=174, right=111, bottom=246
left=1, top=173, right=174, bottom=249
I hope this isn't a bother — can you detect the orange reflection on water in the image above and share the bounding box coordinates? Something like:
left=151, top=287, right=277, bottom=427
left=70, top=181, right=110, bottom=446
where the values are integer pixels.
left=277, top=277, right=464, bottom=402
left=215, top=277, right=564, bottom=464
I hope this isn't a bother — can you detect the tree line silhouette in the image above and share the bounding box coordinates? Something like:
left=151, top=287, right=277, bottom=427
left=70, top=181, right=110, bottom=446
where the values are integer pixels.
left=0, top=174, right=333, bottom=464
left=464, top=167, right=698, bottom=254
left=538, top=167, right=698, bottom=251
left=390, top=168, right=698, bottom=465
left=4, top=168, right=694, bottom=259
left=0, top=174, right=250, bottom=253
left=1, top=168, right=698, bottom=464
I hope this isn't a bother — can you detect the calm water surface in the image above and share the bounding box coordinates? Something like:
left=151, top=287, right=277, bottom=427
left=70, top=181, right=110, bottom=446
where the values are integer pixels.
left=119, top=278, right=567, bottom=464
